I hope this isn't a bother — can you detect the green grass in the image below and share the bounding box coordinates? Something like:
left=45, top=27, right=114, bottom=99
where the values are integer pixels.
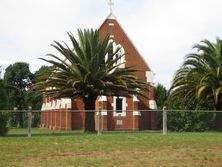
left=1, top=129, right=222, bottom=167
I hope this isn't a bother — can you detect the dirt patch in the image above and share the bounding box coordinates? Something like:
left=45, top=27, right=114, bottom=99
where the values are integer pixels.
left=50, top=151, right=105, bottom=158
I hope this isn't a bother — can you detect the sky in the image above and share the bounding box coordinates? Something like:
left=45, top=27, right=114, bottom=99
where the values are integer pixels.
left=0, top=0, right=222, bottom=88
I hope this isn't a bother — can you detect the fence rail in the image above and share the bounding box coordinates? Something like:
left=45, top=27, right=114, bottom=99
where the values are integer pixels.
left=0, top=109, right=221, bottom=137
left=1, top=109, right=222, bottom=112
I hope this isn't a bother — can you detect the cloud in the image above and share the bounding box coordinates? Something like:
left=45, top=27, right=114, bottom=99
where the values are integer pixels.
left=0, top=0, right=222, bottom=88
left=0, top=59, right=11, bottom=66
left=119, top=0, right=222, bottom=88
left=0, top=0, right=96, bottom=71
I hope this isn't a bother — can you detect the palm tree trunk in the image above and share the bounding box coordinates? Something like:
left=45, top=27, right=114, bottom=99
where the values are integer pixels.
left=83, top=95, right=97, bottom=132
left=215, top=102, right=222, bottom=131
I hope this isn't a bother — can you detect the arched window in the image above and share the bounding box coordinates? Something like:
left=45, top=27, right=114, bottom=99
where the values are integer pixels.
left=113, top=43, right=125, bottom=68
left=105, top=42, right=125, bottom=70
left=107, top=44, right=113, bottom=62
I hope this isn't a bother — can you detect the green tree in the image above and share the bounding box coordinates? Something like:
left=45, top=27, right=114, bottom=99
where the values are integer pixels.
left=33, top=29, right=148, bottom=132
left=167, top=94, right=215, bottom=132
left=169, top=38, right=222, bottom=130
left=155, top=83, right=167, bottom=109
left=0, top=79, right=9, bottom=136
left=4, top=62, right=33, bottom=127
left=155, top=83, right=167, bottom=129
left=0, top=79, right=9, bottom=109
left=33, top=66, right=55, bottom=83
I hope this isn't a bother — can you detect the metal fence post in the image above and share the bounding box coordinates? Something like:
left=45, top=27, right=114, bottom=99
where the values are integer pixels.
left=163, top=106, right=167, bottom=135
left=98, top=107, right=102, bottom=136
left=28, top=106, right=32, bottom=137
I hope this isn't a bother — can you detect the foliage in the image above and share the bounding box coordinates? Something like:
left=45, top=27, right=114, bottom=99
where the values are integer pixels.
left=33, top=29, right=149, bottom=132
left=155, top=83, right=168, bottom=109
left=4, top=62, right=33, bottom=110
left=167, top=111, right=215, bottom=132
left=155, top=83, right=168, bottom=129
left=169, top=38, right=222, bottom=130
left=33, top=66, right=55, bottom=84
left=0, top=63, right=55, bottom=128
left=1, top=64, right=54, bottom=128
left=0, top=113, right=8, bottom=136
left=167, top=95, right=215, bottom=132
left=0, top=80, right=9, bottom=136
left=0, top=79, right=9, bottom=109
left=155, top=83, right=215, bottom=131
left=4, top=62, right=33, bottom=127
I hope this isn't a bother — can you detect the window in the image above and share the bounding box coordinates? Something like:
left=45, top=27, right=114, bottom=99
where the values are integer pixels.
left=116, top=97, right=123, bottom=113
left=108, top=23, right=114, bottom=35
left=105, top=42, right=125, bottom=69
left=108, top=45, right=113, bottom=62
left=149, top=100, right=157, bottom=110
left=146, top=71, right=154, bottom=83
left=114, top=43, right=125, bottom=68
left=109, top=26, right=113, bottom=35
left=113, top=96, right=127, bottom=117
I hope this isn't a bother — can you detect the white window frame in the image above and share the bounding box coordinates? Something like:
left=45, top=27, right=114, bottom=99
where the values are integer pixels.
left=149, top=100, right=157, bottom=110
left=112, top=96, right=127, bottom=117
left=146, top=71, right=155, bottom=84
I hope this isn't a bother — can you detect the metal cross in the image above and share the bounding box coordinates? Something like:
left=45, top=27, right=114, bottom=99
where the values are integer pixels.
left=108, top=0, right=114, bottom=14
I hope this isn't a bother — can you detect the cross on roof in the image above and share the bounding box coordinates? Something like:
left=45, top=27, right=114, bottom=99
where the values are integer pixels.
left=108, top=0, right=114, bottom=14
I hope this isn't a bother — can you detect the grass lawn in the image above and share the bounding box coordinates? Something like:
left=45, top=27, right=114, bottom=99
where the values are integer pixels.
left=1, top=129, right=222, bottom=167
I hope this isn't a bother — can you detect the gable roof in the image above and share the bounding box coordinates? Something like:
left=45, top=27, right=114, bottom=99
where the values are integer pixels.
left=99, top=14, right=152, bottom=72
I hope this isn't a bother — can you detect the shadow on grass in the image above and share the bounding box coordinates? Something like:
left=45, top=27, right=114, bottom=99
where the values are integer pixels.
left=5, top=133, right=84, bottom=138
left=1, top=128, right=163, bottom=138
left=2, top=128, right=89, bottom=138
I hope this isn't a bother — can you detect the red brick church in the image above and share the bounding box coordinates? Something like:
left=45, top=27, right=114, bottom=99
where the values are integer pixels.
left=41, top=2, right=157, bottom=131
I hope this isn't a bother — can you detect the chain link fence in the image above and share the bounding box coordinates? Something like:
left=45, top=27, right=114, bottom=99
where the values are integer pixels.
left=0, top=109, right=220, bottom=137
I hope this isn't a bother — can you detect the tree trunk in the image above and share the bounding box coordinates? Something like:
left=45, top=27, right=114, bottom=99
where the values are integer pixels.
left=83, top=95, right=97, bottom=132
left=215, top=102, right=222, bottom=131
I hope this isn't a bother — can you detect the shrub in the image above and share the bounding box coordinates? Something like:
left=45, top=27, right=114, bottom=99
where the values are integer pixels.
left=0, top=113, right=9, bottom=136
left=167, top=111, right=215, bottom=132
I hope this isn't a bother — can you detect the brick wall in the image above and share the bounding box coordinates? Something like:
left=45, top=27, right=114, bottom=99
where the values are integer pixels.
left=99, top=18, right=157, bottom=130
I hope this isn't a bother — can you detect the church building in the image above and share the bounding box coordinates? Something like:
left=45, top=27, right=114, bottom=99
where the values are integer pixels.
left=41, top=1, right=157, bottom=131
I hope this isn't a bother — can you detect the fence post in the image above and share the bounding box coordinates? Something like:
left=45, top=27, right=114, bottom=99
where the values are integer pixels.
left=28, top=106, right=32, bottom=137
left=163, top=106, right=167, bottom=135
left=98, top=107, right=102, bottom=136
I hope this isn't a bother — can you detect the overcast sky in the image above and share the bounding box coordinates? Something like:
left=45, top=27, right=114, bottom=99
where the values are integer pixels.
left=0, top=0, right=222, bottom=88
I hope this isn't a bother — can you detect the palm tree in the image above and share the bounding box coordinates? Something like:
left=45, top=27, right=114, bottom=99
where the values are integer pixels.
left=33, top=29, right=148, bottom=132
left=169, top=38, right=222, bottom=130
